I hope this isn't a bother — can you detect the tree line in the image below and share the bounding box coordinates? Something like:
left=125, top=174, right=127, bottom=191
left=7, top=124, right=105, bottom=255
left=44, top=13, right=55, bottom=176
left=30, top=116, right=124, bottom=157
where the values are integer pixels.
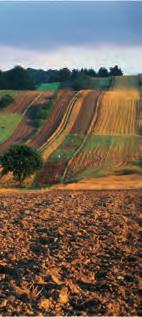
left=0, top=65, right=123, bottom=90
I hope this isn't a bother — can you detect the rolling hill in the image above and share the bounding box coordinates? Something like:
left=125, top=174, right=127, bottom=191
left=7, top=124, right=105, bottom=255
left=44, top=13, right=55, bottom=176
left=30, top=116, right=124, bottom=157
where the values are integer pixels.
left=0, top=75, right=142, bottom=187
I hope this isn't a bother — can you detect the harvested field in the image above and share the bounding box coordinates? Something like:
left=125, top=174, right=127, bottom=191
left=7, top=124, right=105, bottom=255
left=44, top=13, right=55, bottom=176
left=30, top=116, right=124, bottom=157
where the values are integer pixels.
left=30, top=90, right=76, bottom=149
left=0, top=190, right=141, bottom=316
left=92, top=90, right=140, bottom=136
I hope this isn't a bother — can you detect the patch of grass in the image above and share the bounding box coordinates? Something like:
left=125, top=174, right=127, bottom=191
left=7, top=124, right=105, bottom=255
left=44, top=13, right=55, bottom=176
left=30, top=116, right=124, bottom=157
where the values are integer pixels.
left=82, top=135, right=141, bottom=152
left=0, top=112, right=22, bottom=144
left=36, top=82, right=60, bottom=91
left=49, top=135, right=84, bottom=163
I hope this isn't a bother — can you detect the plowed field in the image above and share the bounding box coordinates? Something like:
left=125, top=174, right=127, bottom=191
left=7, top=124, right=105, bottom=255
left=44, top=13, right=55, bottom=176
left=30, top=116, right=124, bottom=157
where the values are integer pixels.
left=0, top=190, right=141, bottom=316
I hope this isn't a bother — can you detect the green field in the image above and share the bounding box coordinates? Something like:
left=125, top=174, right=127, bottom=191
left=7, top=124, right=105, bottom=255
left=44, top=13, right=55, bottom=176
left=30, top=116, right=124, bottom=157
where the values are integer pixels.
left=0, top=112, right=22, bottom=144
left=37, top=82, right=61, bottom=91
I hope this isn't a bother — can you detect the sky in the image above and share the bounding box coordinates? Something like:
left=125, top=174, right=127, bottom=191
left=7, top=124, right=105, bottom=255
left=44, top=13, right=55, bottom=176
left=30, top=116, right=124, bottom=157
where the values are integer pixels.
left=0, top=1, right=142, bottom=74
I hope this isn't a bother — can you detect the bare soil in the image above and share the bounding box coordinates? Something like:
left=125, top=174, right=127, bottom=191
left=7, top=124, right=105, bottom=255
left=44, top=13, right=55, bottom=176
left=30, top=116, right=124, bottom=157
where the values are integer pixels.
left=0, top=190, right=141, bottom=316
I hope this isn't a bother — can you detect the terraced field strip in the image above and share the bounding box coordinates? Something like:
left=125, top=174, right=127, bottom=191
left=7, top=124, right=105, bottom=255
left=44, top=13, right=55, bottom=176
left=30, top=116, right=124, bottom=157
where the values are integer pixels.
left=92, top=90, right=140, bottom=136
left=62, top=91, right=103, bottom=180
left=40, top=91, right=88, bottom=160
left=30, top=90, right=75, bottom=148
left=0, top=92, right=46, bottom=154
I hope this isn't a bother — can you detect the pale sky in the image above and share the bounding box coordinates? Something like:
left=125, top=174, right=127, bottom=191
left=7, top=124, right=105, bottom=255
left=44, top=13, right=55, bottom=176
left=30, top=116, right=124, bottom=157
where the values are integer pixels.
left=0, top=1, right=142, bottom=73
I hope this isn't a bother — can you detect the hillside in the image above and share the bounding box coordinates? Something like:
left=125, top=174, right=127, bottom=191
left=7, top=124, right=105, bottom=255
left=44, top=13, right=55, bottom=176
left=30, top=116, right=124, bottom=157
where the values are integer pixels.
left=0, top=75, right=142, bottom=187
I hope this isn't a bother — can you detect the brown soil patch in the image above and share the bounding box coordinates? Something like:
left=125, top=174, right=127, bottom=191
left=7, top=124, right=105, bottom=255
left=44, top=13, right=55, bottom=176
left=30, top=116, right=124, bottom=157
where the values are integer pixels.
left=0, top=190, right=141, bottom=315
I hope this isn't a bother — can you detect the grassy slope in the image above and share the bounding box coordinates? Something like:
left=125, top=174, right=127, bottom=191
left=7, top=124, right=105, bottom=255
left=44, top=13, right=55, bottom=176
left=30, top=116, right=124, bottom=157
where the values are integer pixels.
left=0, top=112, right=22, bottom=144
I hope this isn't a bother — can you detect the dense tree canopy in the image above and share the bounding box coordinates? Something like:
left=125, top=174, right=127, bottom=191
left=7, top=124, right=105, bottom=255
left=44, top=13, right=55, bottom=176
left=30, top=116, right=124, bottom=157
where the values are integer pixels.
left=0, top=66, right=35, bottom=90
left=0, top=65, right=123, bottom=90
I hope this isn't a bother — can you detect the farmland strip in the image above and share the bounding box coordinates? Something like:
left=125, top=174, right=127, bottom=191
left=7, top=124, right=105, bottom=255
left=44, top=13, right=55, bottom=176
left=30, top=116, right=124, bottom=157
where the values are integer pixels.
left=40, top=91, right=88, bottom=160
left=0, top=92, right=45, bottom=154
left=30, top=90, right=75, bottom=148
left=63, top=92, right=103, bottom=180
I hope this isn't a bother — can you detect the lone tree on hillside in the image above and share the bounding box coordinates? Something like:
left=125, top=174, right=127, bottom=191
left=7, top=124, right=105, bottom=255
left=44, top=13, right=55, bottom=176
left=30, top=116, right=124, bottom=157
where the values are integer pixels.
left=0, top=144, right=43, bottom=184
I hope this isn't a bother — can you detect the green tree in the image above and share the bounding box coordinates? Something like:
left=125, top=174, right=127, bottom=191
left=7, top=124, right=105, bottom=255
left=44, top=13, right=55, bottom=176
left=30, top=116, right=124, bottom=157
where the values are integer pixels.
left=97, top=67, right=109, bottom=77
left=1, top=144, right=43, bottom=184
left=109, top=65, right=123, bottom=76
left=4, top=66, right=35, bottom=90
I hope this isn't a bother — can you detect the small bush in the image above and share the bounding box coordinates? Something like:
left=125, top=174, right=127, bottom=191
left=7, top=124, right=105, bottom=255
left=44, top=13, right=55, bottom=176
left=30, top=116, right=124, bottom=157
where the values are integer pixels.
left=27, top=96, right=54, bottom=127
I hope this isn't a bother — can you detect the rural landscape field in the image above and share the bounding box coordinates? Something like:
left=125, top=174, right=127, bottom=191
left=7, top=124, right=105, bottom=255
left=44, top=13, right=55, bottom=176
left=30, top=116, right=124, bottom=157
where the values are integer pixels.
left=0, top=1, right=141, bottom=316
left=0, top=75, right=142, bottom=187
left=0, top=73, right=141, bottom=315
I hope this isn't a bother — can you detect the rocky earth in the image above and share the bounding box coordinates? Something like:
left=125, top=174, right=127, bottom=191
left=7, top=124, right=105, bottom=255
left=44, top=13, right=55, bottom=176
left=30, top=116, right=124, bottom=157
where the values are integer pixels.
left=0, top=190, right=141, bottom=316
